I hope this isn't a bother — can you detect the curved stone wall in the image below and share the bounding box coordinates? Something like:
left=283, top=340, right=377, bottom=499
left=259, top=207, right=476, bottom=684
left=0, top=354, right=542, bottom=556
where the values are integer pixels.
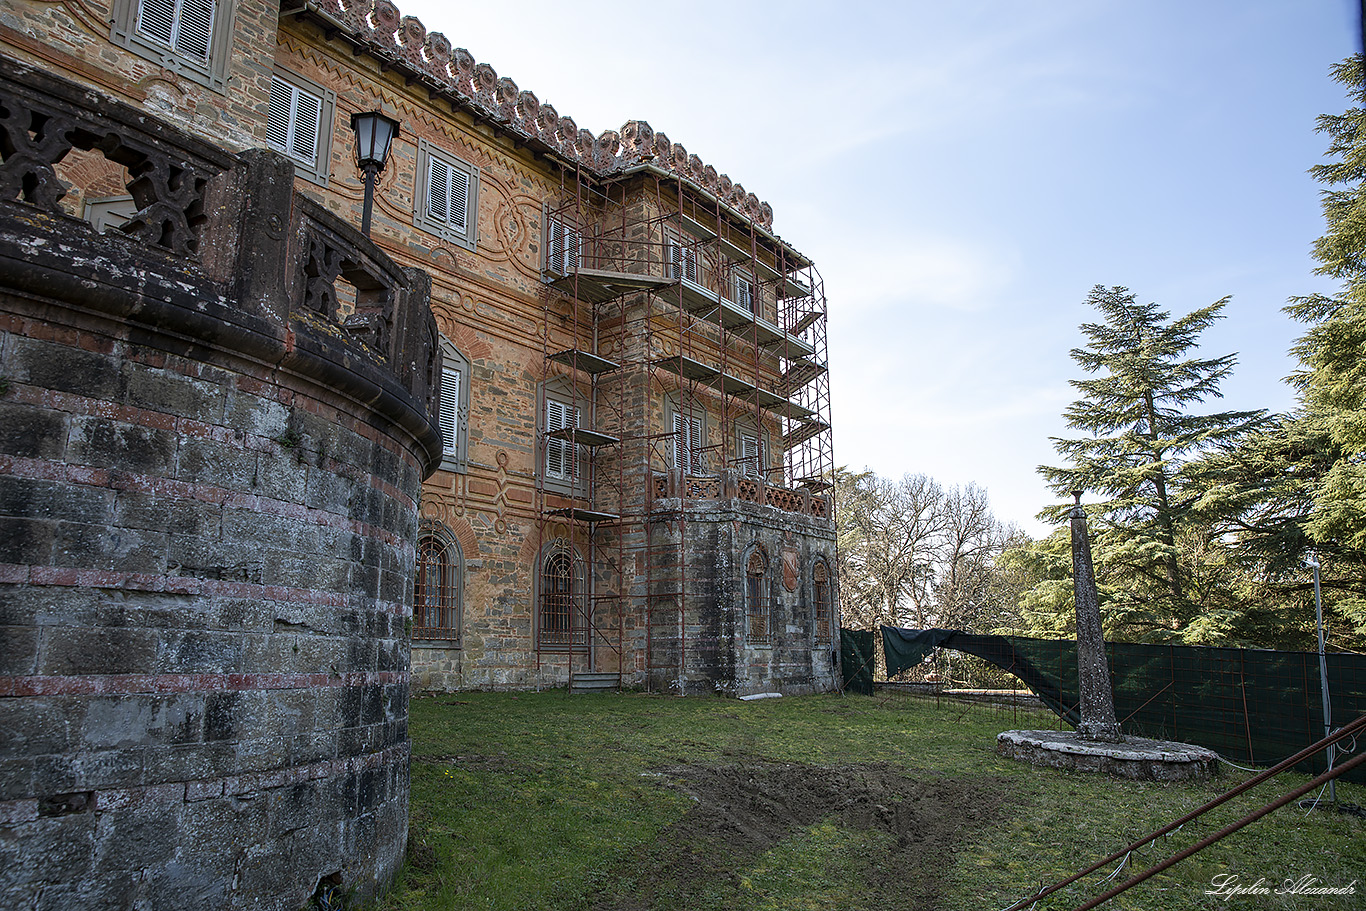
left=0, top=58, right=440, bottom=910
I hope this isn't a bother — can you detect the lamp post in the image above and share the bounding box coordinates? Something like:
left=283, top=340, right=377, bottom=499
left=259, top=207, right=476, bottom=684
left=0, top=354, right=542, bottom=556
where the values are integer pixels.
left=1306, top=555, right=1335, bottom=804
left=349, top=110, right=401, bottom=237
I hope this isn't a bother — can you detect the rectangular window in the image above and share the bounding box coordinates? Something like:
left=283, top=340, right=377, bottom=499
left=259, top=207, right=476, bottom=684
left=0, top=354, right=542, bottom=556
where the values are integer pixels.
left=415, top=140, right=479, bottom=250
left=668, top=241, right=698, bottom=283
left=111, top=0, right=236, bottom=91
left=439, top=365, right=461, bottom=456
left=436, top=337, right=470, bottom=473
left=545, top=398, right=579, bottom=481
left=137, top=0, right=214, bottom=60
left=546, top=217, right=582, bottom=275
left=733, top=273, right=756, bottom=316
left=263, top=69, right=335, bottom=186
left=672, top=411, right=703, bottom=473
left=738, top=431, right=763, bottom=478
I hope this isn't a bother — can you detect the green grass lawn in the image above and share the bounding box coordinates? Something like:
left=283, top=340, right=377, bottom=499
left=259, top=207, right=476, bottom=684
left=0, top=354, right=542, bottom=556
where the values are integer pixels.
left=376, top=690, right=1365, bottom=911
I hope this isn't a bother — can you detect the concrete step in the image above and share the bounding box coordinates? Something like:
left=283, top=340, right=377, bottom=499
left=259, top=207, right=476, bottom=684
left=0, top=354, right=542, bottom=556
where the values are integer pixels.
left=570, top=672, right=621, bottom=695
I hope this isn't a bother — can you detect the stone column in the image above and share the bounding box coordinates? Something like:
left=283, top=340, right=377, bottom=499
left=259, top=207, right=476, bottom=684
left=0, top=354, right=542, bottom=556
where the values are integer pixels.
left=1071, top=491, right=1121, bottom=742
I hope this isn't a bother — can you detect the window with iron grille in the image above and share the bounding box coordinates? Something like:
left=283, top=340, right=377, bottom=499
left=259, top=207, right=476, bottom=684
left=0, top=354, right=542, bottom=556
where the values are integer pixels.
left=746, top=548, right=770, bottom=644
left=414, top=532, right=461, bottom=642
left=111, top=0, right=236, bottom=91
left=264, top=69, right=336, bottom=186
left=414, top=139, right=479, bottom=250
left=539, top=546, right=585, bottom=649
left=813, top=560, right=832, bottom=642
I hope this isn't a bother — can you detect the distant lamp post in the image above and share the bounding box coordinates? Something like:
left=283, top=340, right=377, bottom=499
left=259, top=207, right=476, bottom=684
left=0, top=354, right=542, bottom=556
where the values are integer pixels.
left=349, top=110, right=401, bottom=237
left=1307, top=555, right=1336, bottom=805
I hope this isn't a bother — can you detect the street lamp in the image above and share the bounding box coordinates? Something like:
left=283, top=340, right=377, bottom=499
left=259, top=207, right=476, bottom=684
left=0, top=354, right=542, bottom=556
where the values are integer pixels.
left=1306, top=555, right=1336, bottom=805
left=349, top=110, right=401, bottom=237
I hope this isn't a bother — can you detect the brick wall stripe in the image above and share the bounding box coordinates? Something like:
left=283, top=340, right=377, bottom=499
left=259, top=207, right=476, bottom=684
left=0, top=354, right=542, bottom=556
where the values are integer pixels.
left=0, top=741, right=409, bottom=824
left=0, top=670, right=411, bottom=697
left=0, top=454, right=413, bottom=544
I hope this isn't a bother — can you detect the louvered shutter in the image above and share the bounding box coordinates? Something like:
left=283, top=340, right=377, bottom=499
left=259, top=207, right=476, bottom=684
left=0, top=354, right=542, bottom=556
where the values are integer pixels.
left=427, top=158, right=450, bottom=224
left=672, top=412, right=688, bottom=471
left=174, top=0, right=215, bottom=60
left=439, top=366, right=461, bottom=456
left=546, top=399, right=577, bottom=480
left=740, top=433, right=761, bottom=477
left=289, top=88, right=322, bottom=163
left=265, top=81, right=292, bottom=154
left=673, top=412, right=702, bottom=472
left=735, top=275, right=754, bottom=314
left=136, top=0, right=177, bottom=46
left=669, top=243, right=696, bottom=282
left=548, top=219, right=580, bottom=274
left=265, top=80, right=322, bottom=167
left=447, top=166, right=468, bottom=231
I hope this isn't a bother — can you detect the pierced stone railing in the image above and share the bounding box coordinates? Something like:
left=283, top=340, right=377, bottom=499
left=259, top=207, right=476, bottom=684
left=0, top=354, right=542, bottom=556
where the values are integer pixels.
left=0, top=55, right=235, bottom=256
left=653, top=470, right=831, bottom=522
left=0, top=52, right=442, bottom=470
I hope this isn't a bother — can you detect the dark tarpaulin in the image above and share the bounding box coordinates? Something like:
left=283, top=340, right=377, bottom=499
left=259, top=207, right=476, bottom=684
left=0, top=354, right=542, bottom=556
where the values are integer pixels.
left=881, top=627, right=1075, bottom=721
left=840, top=628, right=876, bottom=695
left=880, top=626, right=1366, bottom=781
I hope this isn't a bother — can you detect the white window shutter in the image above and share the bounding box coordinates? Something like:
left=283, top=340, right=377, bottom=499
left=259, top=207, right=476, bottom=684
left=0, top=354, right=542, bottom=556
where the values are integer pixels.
left=549, top=220, right=581, bottom=274
left=546, top=399, right=578, bottom=480
left=740, top=432, right=761, bottom=477
left=735, top=276, right=754, bottom=314
left=669, top=243, right=695, bottom=282
left=289, top=87, right=322, bottom=163
left=439, top=366, right=461, bottom=456
left=448, top=166, right=468, bottom=231
left=265, top=80, right=292, bottom=154
left=136, top=0, right=178, bottom=47
left=174, top=0, right=215, bottom=60
left=672, top=412, right=688, bottom=470
left=427, top=158, right=451, bottom=225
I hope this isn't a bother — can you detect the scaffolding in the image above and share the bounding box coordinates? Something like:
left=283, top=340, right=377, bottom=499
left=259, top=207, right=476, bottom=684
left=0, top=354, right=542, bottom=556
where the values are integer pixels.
left=534, top=164, right=833, bottom=692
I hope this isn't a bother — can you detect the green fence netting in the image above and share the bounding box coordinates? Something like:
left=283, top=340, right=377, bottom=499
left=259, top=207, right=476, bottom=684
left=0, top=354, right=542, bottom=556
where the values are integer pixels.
left=840, top=628, right=876, bottom=695
left=881, top=627, right=1366, bottom=781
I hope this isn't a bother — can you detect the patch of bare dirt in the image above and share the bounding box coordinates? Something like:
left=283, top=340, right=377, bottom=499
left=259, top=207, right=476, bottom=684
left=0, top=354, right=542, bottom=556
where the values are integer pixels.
left=589, top=761, right=1008, bottom=911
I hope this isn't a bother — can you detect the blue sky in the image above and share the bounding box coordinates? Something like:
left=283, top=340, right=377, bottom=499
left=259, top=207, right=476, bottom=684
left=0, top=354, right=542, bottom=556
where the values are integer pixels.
left=403, top=0, right=1358, bottom=535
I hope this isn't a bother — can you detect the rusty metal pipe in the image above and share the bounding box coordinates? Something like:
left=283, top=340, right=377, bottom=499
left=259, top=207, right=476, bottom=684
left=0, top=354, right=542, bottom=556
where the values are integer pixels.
left=1002, top=711, right=1366, bottom=911
left=1071, top=744, right=1366, bottom=911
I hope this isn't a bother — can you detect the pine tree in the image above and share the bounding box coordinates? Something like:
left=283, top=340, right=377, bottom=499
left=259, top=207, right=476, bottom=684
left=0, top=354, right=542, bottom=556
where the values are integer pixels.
left=1039, top=285, right=1264, bottom=637
left=1288, top=54, right=1366, bottom=550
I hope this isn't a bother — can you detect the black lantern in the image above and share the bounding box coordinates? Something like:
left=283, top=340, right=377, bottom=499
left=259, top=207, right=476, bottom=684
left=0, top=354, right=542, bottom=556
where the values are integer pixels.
left=349, top=110, right=401, bottom=237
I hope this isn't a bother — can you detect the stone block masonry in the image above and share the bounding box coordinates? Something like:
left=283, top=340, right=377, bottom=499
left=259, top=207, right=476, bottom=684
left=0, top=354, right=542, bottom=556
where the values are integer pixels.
left=0, top=57, right=440, bottom=911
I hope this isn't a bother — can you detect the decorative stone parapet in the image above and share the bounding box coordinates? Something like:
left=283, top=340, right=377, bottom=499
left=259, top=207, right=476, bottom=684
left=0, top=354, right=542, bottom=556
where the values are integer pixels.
left=653, top=470, right=832, bottom=521
left=0, top=54, right=440, bottom=910
left=293, top=0, right=776, bottom=230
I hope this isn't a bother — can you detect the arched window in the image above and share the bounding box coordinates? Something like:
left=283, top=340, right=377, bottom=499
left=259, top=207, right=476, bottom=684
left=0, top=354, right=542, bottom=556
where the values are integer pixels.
left=813, top=560, right=832, bottom=642
left=414, top=531, right=462, bottom=642
left=538, top=543, right=585, bottom=649
left=746, top=547, right=770, bottom=644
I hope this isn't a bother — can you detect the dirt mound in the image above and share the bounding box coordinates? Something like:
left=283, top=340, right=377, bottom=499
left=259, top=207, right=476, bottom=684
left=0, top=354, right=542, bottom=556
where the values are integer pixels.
left=590, top=762, right=1006, bottom=911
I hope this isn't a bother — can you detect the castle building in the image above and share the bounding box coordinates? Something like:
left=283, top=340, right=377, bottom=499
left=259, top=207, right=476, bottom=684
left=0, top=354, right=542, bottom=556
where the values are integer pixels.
left=1, top=0, right=836, bottom=698
left=0, top=0, right=837, bottom=904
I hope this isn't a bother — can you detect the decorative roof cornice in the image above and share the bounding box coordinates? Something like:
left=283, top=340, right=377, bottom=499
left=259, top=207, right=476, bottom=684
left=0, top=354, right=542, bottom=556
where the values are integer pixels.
left=294, top=0, right=776, bottom=232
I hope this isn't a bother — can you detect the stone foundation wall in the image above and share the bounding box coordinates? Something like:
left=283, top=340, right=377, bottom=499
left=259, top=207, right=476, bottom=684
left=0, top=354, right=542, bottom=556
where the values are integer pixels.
left=643, top=497, right=840, bottom=696
left=0, top=59, right=440, bottom=911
